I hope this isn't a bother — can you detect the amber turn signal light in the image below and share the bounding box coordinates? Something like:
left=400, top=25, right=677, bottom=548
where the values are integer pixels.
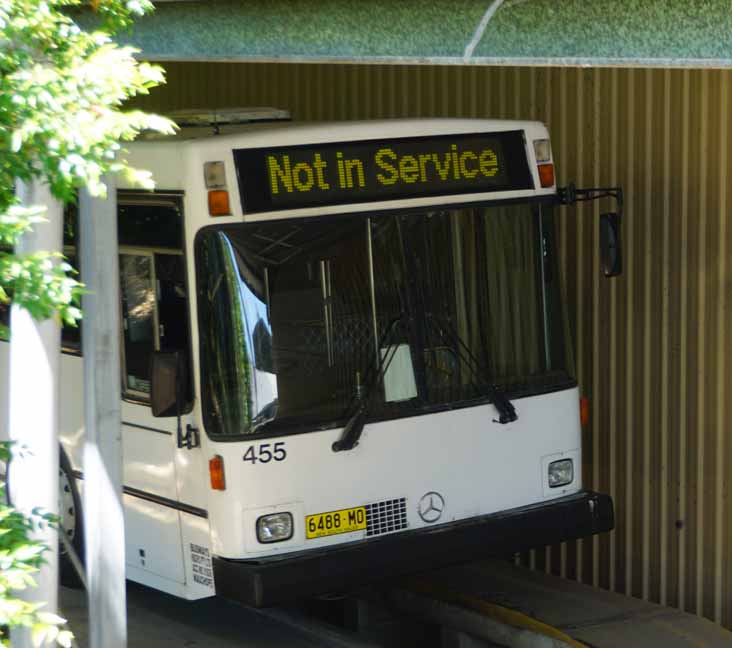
left=538, top=163, right=555, bottom=188
left=580, top=396, right=590, bottom=427
left=209, top=454, right=226, bottom=490
left=208, top=190, right=231, bottom=216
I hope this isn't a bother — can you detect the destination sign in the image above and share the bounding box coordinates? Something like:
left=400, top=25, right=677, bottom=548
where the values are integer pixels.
left=234, top=131, right=534, bottom=213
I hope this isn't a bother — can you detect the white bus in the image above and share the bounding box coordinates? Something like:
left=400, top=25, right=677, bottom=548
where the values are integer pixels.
left=2, top=116, right=615, bottom=606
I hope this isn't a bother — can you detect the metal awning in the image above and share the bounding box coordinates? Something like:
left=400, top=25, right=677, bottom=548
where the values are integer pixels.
left=76, top=0, right=732, bottom=68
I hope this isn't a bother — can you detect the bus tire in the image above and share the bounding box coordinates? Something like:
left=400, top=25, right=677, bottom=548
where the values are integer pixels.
left=59, top=450, right=85, bottom=588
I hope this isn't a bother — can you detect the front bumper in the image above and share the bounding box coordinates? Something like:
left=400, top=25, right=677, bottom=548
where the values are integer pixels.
left=213, top=490, right=614, bottom=607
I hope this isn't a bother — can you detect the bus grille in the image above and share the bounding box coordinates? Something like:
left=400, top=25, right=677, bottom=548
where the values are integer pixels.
left=365, top=498, right=408, bottom=537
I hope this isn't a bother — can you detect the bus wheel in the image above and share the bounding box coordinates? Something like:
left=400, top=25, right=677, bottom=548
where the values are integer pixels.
left=59, top=452, right=85, bottom=588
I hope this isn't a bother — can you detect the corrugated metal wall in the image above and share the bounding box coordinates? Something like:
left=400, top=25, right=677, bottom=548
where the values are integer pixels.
left=135, top=63, right=732, bottom=627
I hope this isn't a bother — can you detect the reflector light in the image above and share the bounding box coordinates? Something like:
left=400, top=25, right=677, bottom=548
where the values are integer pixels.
left=203, top=161, right=227, bottom=189
left=538, top=163, right=554, bottom=188
left=209, top=455, right=226, bottom=490
left=208, top=190, right=231, bottom=216
left=580, top=396, right=590, bottom=427
left=533, top=139, right=552, bottom=163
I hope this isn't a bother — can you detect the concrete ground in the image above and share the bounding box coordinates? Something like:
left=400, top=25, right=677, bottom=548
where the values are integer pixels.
left=60, top=584, right=335, bottom=648
left=411, top=560, right=732, bottom=648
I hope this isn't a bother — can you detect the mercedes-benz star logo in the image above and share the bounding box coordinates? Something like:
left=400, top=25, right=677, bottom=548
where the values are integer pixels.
left=418, top=491, right=445, bottom=523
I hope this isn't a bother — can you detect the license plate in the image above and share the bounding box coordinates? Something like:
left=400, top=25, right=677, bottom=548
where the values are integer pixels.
left=305, top=506, right=367, bottom=539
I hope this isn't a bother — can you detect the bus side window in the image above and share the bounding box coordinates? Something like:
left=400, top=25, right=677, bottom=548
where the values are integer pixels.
left=61, top=315, right=81, bottom=354
left=120, top=253, right=156, bottom=398
left=61, top=253, right=81, bottom=354
left=1, top=302, right=80, bottom=350
left=0, top=245, right=10, bottom=340
left=0, top=301, right=8, bottom=340
left=0, top=252, right=80, bottom=350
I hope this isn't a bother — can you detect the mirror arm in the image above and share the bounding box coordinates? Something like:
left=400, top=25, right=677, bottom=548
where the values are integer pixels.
left=177, top=422, right=200, bottom=450
left=176, top=412, right=183, bottom=448
left=559, top=183, right=624, bottom=278
left=175, top=355, right=184, bottom=448
left=558, top=183, right=624, bottom=217
left=173, top=353, right=200, bottom=450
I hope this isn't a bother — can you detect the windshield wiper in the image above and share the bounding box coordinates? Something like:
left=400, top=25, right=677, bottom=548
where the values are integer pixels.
left=425, top=314, right=517, bottom=424
left=332, top=315, right=404, bottom=452
left=331, top=401, right=368, bottom=453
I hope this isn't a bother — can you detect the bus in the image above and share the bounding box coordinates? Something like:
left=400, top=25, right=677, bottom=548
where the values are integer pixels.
left=2, top=115, right=615, bottom=607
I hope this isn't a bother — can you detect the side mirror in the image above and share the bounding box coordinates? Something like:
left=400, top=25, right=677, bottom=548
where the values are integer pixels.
left=150, top=351, right=184, bottom=418
left=600, top=212, right=622, bottom=277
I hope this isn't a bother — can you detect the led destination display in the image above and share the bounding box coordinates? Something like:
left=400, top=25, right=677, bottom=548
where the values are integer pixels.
left=234, top=131, right=534, bottom=213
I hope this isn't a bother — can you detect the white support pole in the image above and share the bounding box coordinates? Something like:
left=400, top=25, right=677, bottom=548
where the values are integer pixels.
left=79, top=179, right=127, bottom=648
left=8, top=180, right=62, bottom=648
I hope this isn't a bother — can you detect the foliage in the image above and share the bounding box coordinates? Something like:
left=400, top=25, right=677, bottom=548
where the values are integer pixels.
left=0, top=443, right=73, bottom=648
left=0, top=0, right=174, bottom=644
left=0, top=0, right=175, bottom=331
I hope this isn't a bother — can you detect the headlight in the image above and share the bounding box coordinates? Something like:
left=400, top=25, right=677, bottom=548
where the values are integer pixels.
left=548, top=459, right=573, bottom=488
left=257, top=513, right=293, bottom=543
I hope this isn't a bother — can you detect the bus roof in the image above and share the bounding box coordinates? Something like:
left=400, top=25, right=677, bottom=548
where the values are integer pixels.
left=132, top=117, right=549, bottom=150
left=122, top=118, right=554, bottom=221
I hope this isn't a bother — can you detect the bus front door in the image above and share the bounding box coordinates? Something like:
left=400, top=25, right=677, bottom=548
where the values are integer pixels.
left=116, top=192, right=198, bottom=593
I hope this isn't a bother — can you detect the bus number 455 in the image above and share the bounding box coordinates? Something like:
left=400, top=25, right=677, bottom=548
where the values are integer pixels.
left=243, top=442, right=287, bottom=464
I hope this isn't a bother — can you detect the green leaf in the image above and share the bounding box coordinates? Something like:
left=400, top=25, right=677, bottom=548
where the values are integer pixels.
left=36, top=611, right=66, bottom=625
left=57, top=630, right=74, bottom=648
left=1, top=0, right=166, bottom=638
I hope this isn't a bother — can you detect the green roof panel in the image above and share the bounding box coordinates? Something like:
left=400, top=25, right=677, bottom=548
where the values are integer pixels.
left=77, top=0, right=732, bottom=66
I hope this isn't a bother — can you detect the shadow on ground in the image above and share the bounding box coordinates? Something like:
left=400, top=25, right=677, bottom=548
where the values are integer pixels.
left=61, top=583, right=324, bottom=648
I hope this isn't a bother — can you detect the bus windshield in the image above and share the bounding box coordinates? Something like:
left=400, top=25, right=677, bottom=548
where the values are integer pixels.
left=194, top=202, right=574, bottom=438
